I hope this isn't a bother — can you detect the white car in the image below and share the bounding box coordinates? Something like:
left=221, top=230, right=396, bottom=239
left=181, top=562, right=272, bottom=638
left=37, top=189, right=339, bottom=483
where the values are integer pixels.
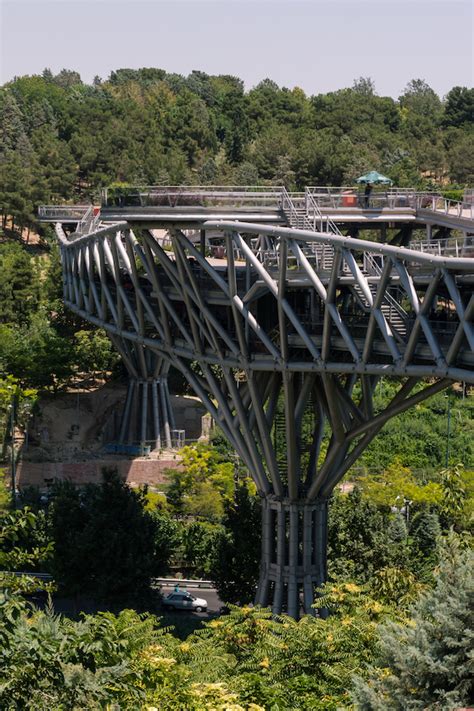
left=161, top=590, right=207, bottom=612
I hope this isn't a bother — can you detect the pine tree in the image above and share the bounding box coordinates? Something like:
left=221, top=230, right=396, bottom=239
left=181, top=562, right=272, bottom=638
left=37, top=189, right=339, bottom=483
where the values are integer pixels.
left=352, top=533, right=474, bottom=710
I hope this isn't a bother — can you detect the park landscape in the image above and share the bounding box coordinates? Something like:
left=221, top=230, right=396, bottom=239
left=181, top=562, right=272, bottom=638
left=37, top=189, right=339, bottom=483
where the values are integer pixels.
left=0, top=45, right=473, bottom=711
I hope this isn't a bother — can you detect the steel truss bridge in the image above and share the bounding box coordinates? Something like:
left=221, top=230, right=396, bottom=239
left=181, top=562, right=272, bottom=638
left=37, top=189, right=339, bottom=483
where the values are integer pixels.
left=41, top=186, right=474, bottom=618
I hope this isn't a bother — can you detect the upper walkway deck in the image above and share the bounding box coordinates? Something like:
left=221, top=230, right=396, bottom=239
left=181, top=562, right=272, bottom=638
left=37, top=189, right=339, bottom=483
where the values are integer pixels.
left=38, top=185, right=474, bottom=235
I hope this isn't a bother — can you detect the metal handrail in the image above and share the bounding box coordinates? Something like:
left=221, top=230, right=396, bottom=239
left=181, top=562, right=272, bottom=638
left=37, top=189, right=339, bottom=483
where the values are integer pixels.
left=305, top=190, right=343, bottom=235
left=363, top=253, right=409, bottom=322
left=102, top=185, right=284, bottom=208
left=409, top=235, right=474, bottom=258
left=415, top=194, right=474, bottom=220
left=306, top=187, right=474, bottom=219
left=74, top=205, right=101, bottom=236
left=38, top=205, right=91, bottom=220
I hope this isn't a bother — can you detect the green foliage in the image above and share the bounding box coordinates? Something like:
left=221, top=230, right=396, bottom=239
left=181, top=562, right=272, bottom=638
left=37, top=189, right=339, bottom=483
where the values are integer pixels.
left=352, top=533, right=474, bottom=710
left=0, top=240, right=121, bottom=391
left=210, top=482, right=261, bottom=604
left=150, top=510, right=183, bottom=573
left=0, top=374, right=37, bottom=458
left=439, top=463, right=468, bottom=530
left=49, top=469, right=163, bottom=598
left=358, top=387, right=473, bottom=472
left=0, top=504, right=54, bottom=598
left=0, top=473, right=10, bottom=512
left=358, top=458, right=443, bottom=508
left=0, top=533, right=470, bottom=710
left=0, top=506, right=52, bottom=571
left=73, top=328, right=119, bottom=373
left=443, top=86, right=474, bottom=128
left=0, top=315, right=75, bottom=390
left=408, top=506, right=442, bottom=576
left=166, top=443, right=234, bottom=521
left=442, top=188, right=464, bottom=201
left=180, top=519, right=224, bottom=578
left=0, top=242, right=40, bottom=325
left=0, top=607, right=160, bottom=710
left=328, top=487, right=406, bottom=582
left=190, top=584, right=397, bottom=710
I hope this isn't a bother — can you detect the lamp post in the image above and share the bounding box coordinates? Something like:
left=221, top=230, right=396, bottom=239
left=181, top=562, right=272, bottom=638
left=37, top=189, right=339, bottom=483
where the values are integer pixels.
left=7, top=386, right=16, bottom=509
left=445, top=393, right=452, bottom=467
left=392, top=495, right=412, bottom=532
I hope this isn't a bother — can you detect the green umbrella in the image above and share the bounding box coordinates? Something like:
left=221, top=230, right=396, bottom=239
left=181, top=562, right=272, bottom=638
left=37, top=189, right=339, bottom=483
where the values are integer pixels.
left=356, top=170, right=393, bottom=185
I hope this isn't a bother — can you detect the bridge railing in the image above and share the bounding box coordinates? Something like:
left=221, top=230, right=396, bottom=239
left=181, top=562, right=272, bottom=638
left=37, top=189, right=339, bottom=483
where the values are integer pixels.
left=307, top=186, right=474, bottom=220
left=101, top=185, right=284, bottom=209
left=414, top=194, right=474, bottom=220
left=306, top=186, right=423, bottom=210
left=38, top=205, right=92, bottom=221
left=409, top=235, right=474, bottom=258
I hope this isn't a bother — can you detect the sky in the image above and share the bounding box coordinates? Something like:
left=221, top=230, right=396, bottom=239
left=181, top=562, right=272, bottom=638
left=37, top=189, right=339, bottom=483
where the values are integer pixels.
left=0, top=0, right=472, bottom=98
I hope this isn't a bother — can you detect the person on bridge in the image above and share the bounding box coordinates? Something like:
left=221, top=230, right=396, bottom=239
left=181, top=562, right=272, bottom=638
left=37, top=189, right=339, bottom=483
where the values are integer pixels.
left=364, top=183, right=373, bottom=208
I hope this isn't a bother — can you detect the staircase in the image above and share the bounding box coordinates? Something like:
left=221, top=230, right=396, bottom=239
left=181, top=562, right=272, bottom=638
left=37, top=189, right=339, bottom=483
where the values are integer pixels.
left=352, top=281, right=408, bottom=341
left=273, top=409, right=288, bottom=478
left=281, top=189, right=342, bottom=235
left=280, top=189, right=410, bottom=342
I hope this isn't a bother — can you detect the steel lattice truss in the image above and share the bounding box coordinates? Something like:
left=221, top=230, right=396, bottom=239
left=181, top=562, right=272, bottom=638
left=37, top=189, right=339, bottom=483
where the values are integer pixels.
left=56, top=219, right=474, bottom=616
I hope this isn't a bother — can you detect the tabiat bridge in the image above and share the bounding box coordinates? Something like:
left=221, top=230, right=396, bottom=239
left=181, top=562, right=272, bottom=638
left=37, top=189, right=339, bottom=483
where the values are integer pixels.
left=39, top=185, right=474, bottom=618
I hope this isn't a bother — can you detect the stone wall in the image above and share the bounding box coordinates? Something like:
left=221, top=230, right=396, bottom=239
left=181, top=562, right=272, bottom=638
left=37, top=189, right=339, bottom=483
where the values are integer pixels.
left=15, top=457, right=181, bottom=489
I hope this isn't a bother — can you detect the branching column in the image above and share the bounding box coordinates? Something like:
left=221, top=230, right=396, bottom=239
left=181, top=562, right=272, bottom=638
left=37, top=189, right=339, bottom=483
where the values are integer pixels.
left=111, top=340, right=175, bottom=450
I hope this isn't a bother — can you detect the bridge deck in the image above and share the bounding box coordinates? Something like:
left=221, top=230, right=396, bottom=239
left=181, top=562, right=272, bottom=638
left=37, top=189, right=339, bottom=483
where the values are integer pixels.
left=38, top=185, right=474, bottom=235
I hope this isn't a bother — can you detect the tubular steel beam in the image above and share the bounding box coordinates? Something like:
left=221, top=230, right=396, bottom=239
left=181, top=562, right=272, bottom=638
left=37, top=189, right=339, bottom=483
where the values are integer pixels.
left=54, top=209, right=473, bottom=619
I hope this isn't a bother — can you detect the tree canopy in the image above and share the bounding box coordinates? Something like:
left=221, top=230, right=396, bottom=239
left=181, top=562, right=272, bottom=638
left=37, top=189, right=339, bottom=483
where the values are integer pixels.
left=1, top=70, right=473, bottom=236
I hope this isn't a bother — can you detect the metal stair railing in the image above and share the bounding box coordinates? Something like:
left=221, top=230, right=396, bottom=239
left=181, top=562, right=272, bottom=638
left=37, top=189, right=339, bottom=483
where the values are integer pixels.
left=281, top=188, right=337, bottom=271
left=362, top=252, right=409, bottom=333
left=281, top=188, right=311, bottom=229
left=305, top=190, right=343, bottom=236
left=73, top=206, right=101, bottom=236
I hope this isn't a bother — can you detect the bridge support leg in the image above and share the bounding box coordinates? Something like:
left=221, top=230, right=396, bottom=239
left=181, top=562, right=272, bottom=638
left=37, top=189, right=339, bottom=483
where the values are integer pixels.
left=117, top=376, right=175, bottom=451
left=256, top=497, right=328, bottom=616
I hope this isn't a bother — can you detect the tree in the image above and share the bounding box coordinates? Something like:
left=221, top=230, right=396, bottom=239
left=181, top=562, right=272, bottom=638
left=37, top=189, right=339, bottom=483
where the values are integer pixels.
left=0, top=243, right=40, bottom=325
left=408, top=506, right=442, bottom=575
left=49, top=470, right=161, bottom=599
left=446, top=129, right=474, bottom=184
left=165, top=443, right=234, bottom=521
left=0, top=506, right=52, bottom=574
left=0, top=375, right=37, bottom=462
left=328, top=488, right=404, bottom=581
left=439, top=463, right=467, bottom=530
left=73, top=329, right=118, bottom=375
left=443, top=86, right=474, bottom=127
left=181, top=520, right=224, bottom=577
left=52, top=69, right=83, bottom=88
left=210, top=482, right=261, bottom=604
left=353, top=76, right=376, bottom=96
left=358, top=459, right=442, bottom=509
left=352, top=534, right=474, bottom=710
left=399, top=79, right=442, bottom=118
left=0, top=91, right=31, bottom=156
